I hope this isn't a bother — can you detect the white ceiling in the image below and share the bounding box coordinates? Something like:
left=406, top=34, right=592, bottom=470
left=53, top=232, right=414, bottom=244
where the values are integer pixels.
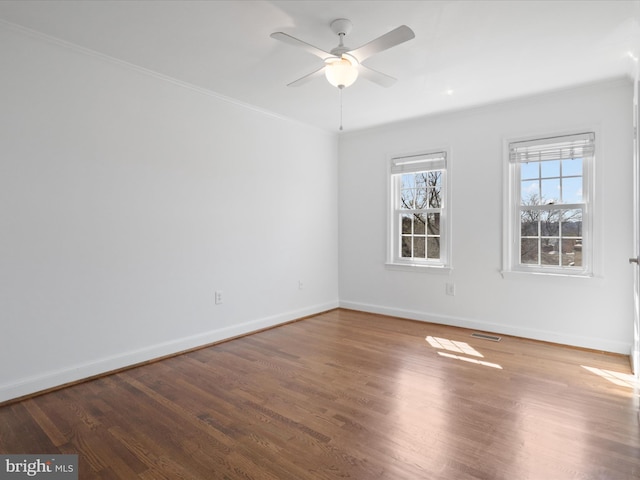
left=1, top=0, right=638, bottom=133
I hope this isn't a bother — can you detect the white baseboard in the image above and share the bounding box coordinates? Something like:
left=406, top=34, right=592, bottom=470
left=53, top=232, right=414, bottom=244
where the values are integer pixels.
left=339, top=300, right=631, bottom=355
left=0, top=301, right=338, bottom=403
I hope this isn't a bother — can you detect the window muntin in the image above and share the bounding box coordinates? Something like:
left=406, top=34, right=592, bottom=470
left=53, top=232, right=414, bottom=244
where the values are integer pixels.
left=507, top=132, right=594, bottom=274
left=390, top=152, right=448, bottom=267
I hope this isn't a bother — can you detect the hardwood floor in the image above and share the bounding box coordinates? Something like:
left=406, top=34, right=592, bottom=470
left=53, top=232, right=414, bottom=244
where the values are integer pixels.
left=1, top=309, right=639, bottom=479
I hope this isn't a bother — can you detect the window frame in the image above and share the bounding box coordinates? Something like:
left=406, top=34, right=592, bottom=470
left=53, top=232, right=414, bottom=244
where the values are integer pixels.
left=387, top=149, right=451, bottom=271
left=503, top=132, right=595, bottom=277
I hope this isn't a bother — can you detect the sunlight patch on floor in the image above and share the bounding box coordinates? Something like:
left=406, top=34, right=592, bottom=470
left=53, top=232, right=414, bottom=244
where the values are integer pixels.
left=581, top=365, right=638, bottom=389
left=425, top=336, right=483, bottom=357
left=425, top=335, right=503, bottom=369
left=437, top=351, right=503, bottom=369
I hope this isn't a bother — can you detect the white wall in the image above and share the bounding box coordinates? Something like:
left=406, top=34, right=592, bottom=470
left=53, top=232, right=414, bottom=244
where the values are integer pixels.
left=339, top=79, right=634, bottom=354
left=0, top=24, right=339, bottom=402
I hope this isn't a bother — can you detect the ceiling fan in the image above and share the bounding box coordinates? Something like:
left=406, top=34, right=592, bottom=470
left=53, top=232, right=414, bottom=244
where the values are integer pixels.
left=271, top=18, right=415, bottom=90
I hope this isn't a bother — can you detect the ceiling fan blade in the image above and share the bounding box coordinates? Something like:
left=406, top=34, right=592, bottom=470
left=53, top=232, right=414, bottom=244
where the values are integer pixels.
left=270, top=32, right=332, bottom=60
left=357, top=64, right=397, bottom=88
left=286, top=66, right=326, bottom=87
left=348, top=25, right=415, bottom=63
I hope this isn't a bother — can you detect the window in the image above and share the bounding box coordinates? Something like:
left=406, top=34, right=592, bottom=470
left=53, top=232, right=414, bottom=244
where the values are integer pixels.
left=388, top=151, right=449, bottom=269
left=505, top=132, right=594, bottom=275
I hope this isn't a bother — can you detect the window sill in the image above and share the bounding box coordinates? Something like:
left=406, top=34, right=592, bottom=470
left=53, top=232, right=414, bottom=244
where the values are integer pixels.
left=385, top=263, right=453, bottom=274
left=500, top=269, right=602, bottom=283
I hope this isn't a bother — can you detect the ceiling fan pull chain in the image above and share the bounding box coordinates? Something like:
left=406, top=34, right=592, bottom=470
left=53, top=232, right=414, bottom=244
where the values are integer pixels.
left=339, top=86, right=344, bottom=131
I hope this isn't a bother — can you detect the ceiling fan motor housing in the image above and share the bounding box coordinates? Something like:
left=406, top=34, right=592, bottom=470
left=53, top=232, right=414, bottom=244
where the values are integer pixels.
left=330, top=18, right=353, bottom=36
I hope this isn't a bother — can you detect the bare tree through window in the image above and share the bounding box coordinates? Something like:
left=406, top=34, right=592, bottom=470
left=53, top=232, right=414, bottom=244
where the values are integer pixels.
left=518, top=153, right=585, bottom=268
left=400, top=171, right=442, bottom=260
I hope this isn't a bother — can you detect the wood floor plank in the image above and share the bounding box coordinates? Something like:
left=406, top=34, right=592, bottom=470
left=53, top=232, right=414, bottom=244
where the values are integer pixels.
left=1, top=309, right=639, bottom=479
left=0, top=402, right=58, bottom=453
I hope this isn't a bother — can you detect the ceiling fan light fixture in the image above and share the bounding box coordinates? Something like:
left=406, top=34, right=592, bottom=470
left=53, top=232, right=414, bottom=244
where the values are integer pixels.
left=324, top=57, right=358, bottom=88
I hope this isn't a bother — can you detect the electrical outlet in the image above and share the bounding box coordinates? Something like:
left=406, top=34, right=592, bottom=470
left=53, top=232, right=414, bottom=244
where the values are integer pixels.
left=446, top=283, right=455, bottom=296
left=298, top=281, right=304, bottom=290
left=215, top=290, right=223, bottom=304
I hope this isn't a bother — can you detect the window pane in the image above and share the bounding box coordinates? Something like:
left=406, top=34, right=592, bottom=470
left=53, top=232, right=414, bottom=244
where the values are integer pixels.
left=562, top=177, right=582, bottom=203
left=401, top=189, right=414, bottom=209
left=430, top=171, right=441, bottom=184
left=414, top=237, right=426, bottom=258
left=541, top=239, right=559, bottom=265
left=521, top=210, right=539, bottom=236
left=429, top=186, right=442, bottom=208
left=520, top=238, right=538, bottom=264
left=401, top=214, right=412, bottom=234
left=541, top=160, right=560, bottom=178
left=415, top=187, right=428, bottom=208
left=521, top=162, right=538, bottom=180
left=541, top=179, right=560, bottom=204
left=562, top=157, right=582, bottom=177
left=427, top=213, right=440, bottom=235
left=415, top=172, right=427, bottom=188
left=401, top=175, right=416, bottom=189
left=521, top=180, right=539, bottom=205
left=540, top=210, right=559, bottom=236
left=427, top=237, right=440, bottom=259
left=561, top=239, right=582, bottom=267
left=414, top=214, right=426, bottom=234
left=401, top=173, right=420, bottom=209
left=401, top=237, right=412, bottom=257
left=561, top=209, right=582, bottom=236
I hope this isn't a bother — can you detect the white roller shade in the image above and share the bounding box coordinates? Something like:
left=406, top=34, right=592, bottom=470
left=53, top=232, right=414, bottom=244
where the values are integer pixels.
left=510, top=132, right=594, bottom=163
left=391, top=152, right=446, bottom=174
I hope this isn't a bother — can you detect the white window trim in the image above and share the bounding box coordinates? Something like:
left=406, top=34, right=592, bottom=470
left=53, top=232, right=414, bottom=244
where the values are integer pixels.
left=502, top=131, right=597, bottom=278
left=386, top=148, right=452, bottom=273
